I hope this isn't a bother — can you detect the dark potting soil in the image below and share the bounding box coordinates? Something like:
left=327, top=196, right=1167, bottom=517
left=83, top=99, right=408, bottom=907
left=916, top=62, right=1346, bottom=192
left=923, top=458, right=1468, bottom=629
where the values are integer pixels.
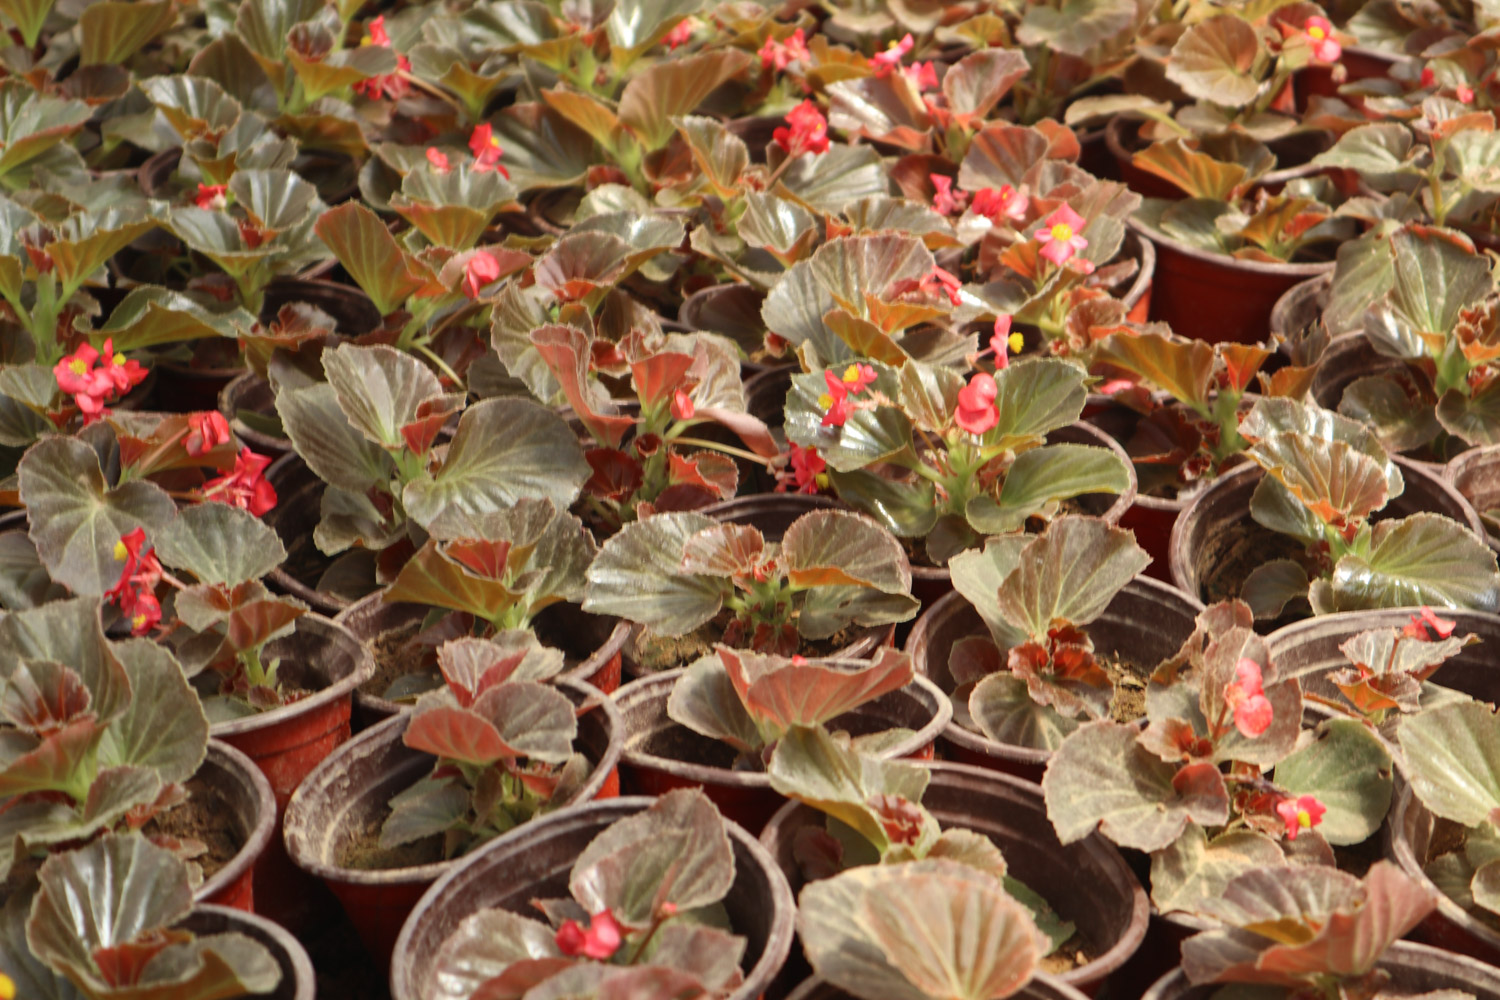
left=1039, top=938, right=1091, bottom=975
left=1104, top=653, right=1151, bottom=723
left=1197, top=519, right=1309, bottom=605
left=632, top=719, right=746, bottom=770
left=337, top=810, right=446, bottom=871
left=145, top=776, right=244, bottom=881
left=629, top=612, right=860, bottom=674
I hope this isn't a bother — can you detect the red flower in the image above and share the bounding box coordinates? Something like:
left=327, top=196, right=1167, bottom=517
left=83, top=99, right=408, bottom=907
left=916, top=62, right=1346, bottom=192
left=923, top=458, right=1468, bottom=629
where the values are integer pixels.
left=971, top=185, right=1028, bottom=223
left=202, top=448, right=277, bottom=516
left=871, top=33, right=914, bottom=76
left=54, top=339, right=146, bottom=424
left=194, top=184, right=227, bottom=210
left=463, top=251, right=502, bottom=299
left=955, top=372, right=998, bottom=435
left=906, top=61, right=938, bottom=91
left=664, top=18, right=695, bottom=49
left=930, top=175, right=967, bottom=216
left=919, top=266, right=963, bottom=305
left=1034, top=205, right=1089, bottom=265
left=554, top=910, right=623, bottom=960
left=1276, top=794, right=1326, bottom=840
left=1302, top=16, right=1341, bottom=64
left=671, top=388, right=695, bottom=421
left=818, top=370, right=853, bottom=428
left=773, top=100, right=829, bottom=157
left=368, top=14, right=392, bottom=46
left=106, top=529, right=164, bottom=636
left=352, top=16, right=411, bottom=101
left=1404, top=606, right=1457, bottom=640
left=990, top=316, right=1022, bottom=370
left=1458, top=84, right=1476, bottom=104
left=426, top=148, right=450, bottom=172
left=1225, top=657, right=1274, bottom=738
left=469, top=124, right=511, bottom=178
left=184, top=411, right=231, bottom=457
left=759, top=28, right=810, bottom=70
left=778, top=443, right=826, bottom=494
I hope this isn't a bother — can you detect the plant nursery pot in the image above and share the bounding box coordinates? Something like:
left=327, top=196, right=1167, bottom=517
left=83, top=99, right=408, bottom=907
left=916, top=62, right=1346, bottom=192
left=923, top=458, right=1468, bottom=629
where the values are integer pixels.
left=389, top=795, right=796, bottom=1000
left=1269, top=271, right=1331, bottom=339
left=612, top=668, right=952, bottom=833
left=904, top=580, right=1201, bottom=782
left=1308, top=332, right=1416, bottom=420
left=679, top=281, right=768, bottom=351
left=1298, top=46, right=1408, bottom=103
left=1126, top=216, right=1334, bottom=346
left=1387, top=781, right=1500, bottom=966
left=1106, top=118, right=1335, bottom=203
left=336, top=590, right=631, bottom=728
left=150, top=360, right=248, bottom=414
left=761, top=761, right=1149, bottom=997
left=262, top=454, right=376, bottom=617
left=1449, top=445, right=1500, bottom=552
left=1169, top=460, right=1485, bottom=620
left=785, top=973, right=1092, bottom=1000
left=1139, top=941, right=1500, bottom=1000
left=260, top=277, right=383, bottom=335
left=190, top=739, right=278, bottom=913
left=282, top=678, right=623, bottom=971
left=209, top=613, right=373, bottom=928
left=220, top=372, right=293, bottom=457
left=180, top=904, right=316, bottom=1000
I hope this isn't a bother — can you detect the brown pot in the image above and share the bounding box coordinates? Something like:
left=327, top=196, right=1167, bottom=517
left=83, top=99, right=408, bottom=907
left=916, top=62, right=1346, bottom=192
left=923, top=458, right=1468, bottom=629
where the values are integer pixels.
left=282, top=678, right=623, bottom=971
left=1298, top=46, right=1409, bottom=103
left=679, top=282, right=768, bottom=357
left=181, top=904, right=316, bottom=1000
left=220, top=372, right=293, bottom=457
left=1269, top=272, right=1331, bottom=340
left=761, top=761, right=1149, bottom=996
left=192, top=739, right=278, bottom=913
left=612, top=668, right=952, bottom=833
left=1140, top=941, right=1500, bottom=1000
left=1448, top=445, right=1500, bottom=553
left=1106, top=118, right=1336, bottom=202
left=337, top=590, right=631, bottom=727
left=904, top=580, right=1201, bottom=782
left=786, top=974, right=1090, bottom=1000
left=1169, top=460, right=1486, bottom=618
left=389, top=795, right=796, bottom=1000
left=1308, top=332, right=1417, bottom=416
left=261, top=454, right=377, bottom=618
left=1387, top=781, right=1500, bottom=966
left=261, top=278, right=383, bottom=334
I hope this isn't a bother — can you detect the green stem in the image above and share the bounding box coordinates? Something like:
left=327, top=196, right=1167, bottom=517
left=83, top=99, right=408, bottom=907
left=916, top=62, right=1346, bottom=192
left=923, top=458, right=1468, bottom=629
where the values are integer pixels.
left=669, top=436, right=775, bottom=467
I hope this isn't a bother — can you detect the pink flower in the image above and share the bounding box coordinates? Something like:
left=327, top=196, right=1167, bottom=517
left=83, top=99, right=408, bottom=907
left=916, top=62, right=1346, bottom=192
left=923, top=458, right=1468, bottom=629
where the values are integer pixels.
left=838, top=362, right=877, bottom=392
left=1225, top=657, right=1274, bottom=738
left=931, top=174, right=967, bottom=216
left=1404, top=606, right=1457, bottom=640
left=871, top=33, right=914, bottom=76
left=991, top=316, right=1022, bottom=370
left=106, top=529, right=164, bottom=636
left=1033, top=205, right=1089, bottom=266
left=671, top=388, right=695, bottom=421
left=426, top=148, right=450, bottom=172
left=1276, top=795, right=1327, bottom=840
left=54, top=339, right=146, bottom=424
left=1303, top=16, right=1341, bottom=64
left=919, top=266, right=963, bottom=305
left=555, top=910, right=623, bottom=960
left=184, top=411, right=231, bottom=457
left=664, top=18, right=695, bottom=49
left=368, top=14, right=392, bottom=46
left=1458, top=84, right=1476, bottom=104
left=1421, top=67, right=1436, bottom=88
left=202, top=448, right=277, bottom=516
left=353, top=17, right=411, bottom=101
left=778, top=443, right=826, bottom=494
left=759, top=28, right=810, bottom=71
left=464, top=251, right=502, bottom=299
left=955, top=372, right=998, bottom=435
left=469, top=124, right=510, bottom=178
left=971, top=185, right=1028, bottom=223
left=906, top=61, right=938, bottom=91
left=194, top=184, right=227, bottom=210
left=773, top=100, right=829, bottom=157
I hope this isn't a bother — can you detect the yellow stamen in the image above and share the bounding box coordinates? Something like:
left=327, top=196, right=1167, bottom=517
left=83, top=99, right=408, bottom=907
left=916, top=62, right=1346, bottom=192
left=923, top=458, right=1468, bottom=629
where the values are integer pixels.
left=841, top=364, right=861, bottom=383
left=114, top=539, right=128, bottom=561
left=815, top=473, right=830, bottom=488
left=132, top=613, right=148, bottom=630
left=1050, top=223, right=1074, bottom=242
left=0, top=972, right=14, bottom=1000
left=1308, top=25, right=1325, bottom=38
left=818, top=393, right=834, bottom=410
left=1007, top=332, right=1024, bottom=353
left=1298, top=810, right=1313, bottom=828
left=69, top=359, right=87, bottom=375
left=112, top=353, right=125, bottom=366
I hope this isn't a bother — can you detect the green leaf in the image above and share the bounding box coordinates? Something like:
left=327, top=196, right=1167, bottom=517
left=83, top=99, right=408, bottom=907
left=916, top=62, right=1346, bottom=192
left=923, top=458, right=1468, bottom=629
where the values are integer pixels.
left=606, top=0, right=703, bottom=63
left=989, top=517, right=1148, bottom=642
left=1092, top=331, right=1215, bottom=410
left=0, top=81, right=90, bottom=179
left=784, top=365, right=913, bottom=472
left=427, top=908, right=564, bottom=1000
left=1016, top=0, right=1136, bottom=58
left=380, top=777, right=469, bottom=849
left=96, top=639, right=207, bottom=784
left=0, top=0, right=53, bottom=48
left=1397, top=700, right=1500, bottom=827
left=18, top=438, right=176, bottom=596
left=618, top=50, right=752, bottom=151
left=0, top=597, right=129, bottom=725
left=986, top=359, right=1090, bottom=451
left=99, top=288, right=255, bottom=352
left=1273, top=718, right=1392, bottom=845
left=313, top=202, right=431, bottom=316
left=969, top=444, right=1132, bottom=534
left=1388, top=226, right=1493, bottom=341
left=783, top=510, right=912, bottom=594
left=276, top=382, right=394, bottom=494
left=1329, top=513, right=1500, bottom=613
left=153, top=503, right=286, bottom=587
left=1165, top=15, right=1263, bottom=108
left=778, top=144, right=891, bottom=216
left=1131, top=142, right=1248, bottom=201
left=1247, top=433, right=1391, bottom=530
left=139, top=75, right=243, bottom=140
left=1310, top=124, right=1417, bottom=179
left=1437, top=380, right=1500, bottom=447
left=1150, top=826, right=1287, bottom=917
left=969, top=673, right=1080, bottom=751
left=79, top=1, right=177, bottom=66
left=674, top=116, right=750, bottom=199
left=384, top=541, right=520, bottom=622
left=287, top=30, right=398, bottom=102
left=667, top=654, right=762, bottom=753
left=947, top=535, right=1036, bottom=649
left=583, top=512, right=728, bottom=635
left=826, top=469, right=939, bottom=540
left=321, top=344, right=444, bottom=451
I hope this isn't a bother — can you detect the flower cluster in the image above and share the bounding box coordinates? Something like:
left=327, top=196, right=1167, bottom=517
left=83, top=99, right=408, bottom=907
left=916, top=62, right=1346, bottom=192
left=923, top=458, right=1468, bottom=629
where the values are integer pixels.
left=185, top=411, right=232, bottom=457
left=106, top=528, right=164, bottom=635
left=201, top=448, right=277, bottom=516
left=1224, top=657, right=1274, bottom=738
left=773, top=100, right=829, bottom=157
left=353, top=16, right=412, bottom=101
left=759, top=28, right=810, bottom=71
left=1301, top=16, right=1341, bottom=64
left=52, top=339, right=149, bottom=424
left=776, top=443, right=827, bottom=494
left=1034, top=206, right=1090, bottom=266
left=554, top=909, right=623, bottom=960
left=818, top=363, right=876, bottom=428
left=193, top=184, right=227, bottom=210
left=1405, top=605, right=1457, bottom=640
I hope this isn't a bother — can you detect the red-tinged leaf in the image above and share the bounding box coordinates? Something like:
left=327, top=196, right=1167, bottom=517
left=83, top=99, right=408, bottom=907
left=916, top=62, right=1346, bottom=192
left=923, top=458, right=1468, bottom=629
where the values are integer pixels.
left=694, top=407, right=779, bottom=459
left=385, top=540, right=523, bottom=622
left=631, top=350, right=697, bottom=411
left=443, top=538, right=513, bottom=580
left=437, top=635, right=565, bottom=707
left=401, top=394, right=465, bottom=456
left=824, top=309, right=911, bottom=364
left=1094, top=330, right=1217, bottom=410
left=667, top=451, right=737, bottom=499
left=949, top=635, right=1004, bottom=687
left=1173, top=761, right=1231, bottom=809
left=226, top=598, right=306, bottom=654
left=93, top=929, right=192, bottom=988
left=530, top=325, right=635, bottom=449
left=404, top=705, right=510, bottom=765
left=783, top=509, right=913, bottom=594
left=472, top=958, right=580, bottom=1000
left=728, top=645, right=916, bottom=730
left=584, top=448, right=644, bottom=501
left=0, top=659, right=92, bottom=735
left=1220, top=344, right=1271, bottom=392
left=0, top=716, right=98, bottom=797
left=1131, top=140, right=1248, bottom=201
left=680, top=523, right=765, bottom=577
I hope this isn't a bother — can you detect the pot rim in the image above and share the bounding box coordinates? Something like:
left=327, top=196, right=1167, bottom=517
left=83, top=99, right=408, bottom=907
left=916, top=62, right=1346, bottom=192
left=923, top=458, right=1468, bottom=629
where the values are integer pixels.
left=185, top=903, right=316, bottom=1000
left=194, top=739, right=278, bottom=904
left=389, top=794, right=796, bottom=1000
left=282, top=676, right=624, bottom=885
left=784, top=969, right=1093, bottom=1000
left=1446, top=442, right=1500, bottom=490
left=1386, top=779, right=1500, bottom=955
left=208, top=613, right=374, bottom=739
left=1127, top=215, right=1336, bottom=277
left=614, top=669, right=953, bottom=788
left=1269, top=272, right=1332, bottom=340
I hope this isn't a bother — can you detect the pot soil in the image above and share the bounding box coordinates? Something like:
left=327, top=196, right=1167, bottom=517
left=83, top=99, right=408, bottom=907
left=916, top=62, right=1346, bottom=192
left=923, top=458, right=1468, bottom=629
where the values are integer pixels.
left=181, top=904, right=316, bottom=1000
left=904, top=580, right=1201, bottom=783
left=785, top=973, right=1092, bottom=1000
left=389, top=795, right=796, bottom=1000
left=282, top=678, right=623, bottom=971
left=761, top=761, right=1149, bottom=997
left=1387, top=781, right=1500, bottom=966
left=1169, top=460, right=1485, bottom=625
left=262, top=454, right=376, bottom=617
left=174, top=739, right=277, bottom=913
left=611, top=668, right=951, bottom=833
left=1448, top=445, right=1500, bottom=553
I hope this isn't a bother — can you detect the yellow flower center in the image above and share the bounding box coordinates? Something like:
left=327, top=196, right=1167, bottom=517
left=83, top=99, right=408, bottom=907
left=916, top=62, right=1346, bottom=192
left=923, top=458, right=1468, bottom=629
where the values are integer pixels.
left=114, top=539, right=128, bottom=561
left=1308, top=24, right=1326, bottom=39
left=1007, top=332, right=1024, bottom=353
left=112, top=353, right=125, bottom=366
left=1050, top=223, right=1074, bottom=242
left=1298, top=809, right=1313, bottom=828
left=841, top=364, right=861, bottom=384
left=69, top=358, right=87, bottom=375
left=490, top=135, right=502, bottom=149
left=0, top=972, right=14, bottom=1000
left=818, top=393, right=834, bottom=410
left=815, top=473, right=830, bottom=488
left=132, top=613, right=148, bottom=630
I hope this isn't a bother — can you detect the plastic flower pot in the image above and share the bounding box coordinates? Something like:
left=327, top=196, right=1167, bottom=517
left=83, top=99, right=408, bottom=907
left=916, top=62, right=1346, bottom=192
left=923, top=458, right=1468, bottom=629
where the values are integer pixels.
left=1387, top=781, right=1500, bottom=966
left=389, top=795, right=796, bottom=1000
left=1139, top=941, right=1500, bottom=1000
left=1448, top=445, right=1500, bottom=553
left=1106, top=119, right=1336, bottom=202
left=1268, top=271, right=1329, bottom=340
left=209, top=613, right=374, bottom=929
left=260, top=277, right=383, bottom=332
left=612, top=668, right=951, bottom=834
left=262, top=453, right=359, bottom=618
left=760, top=761, right=1149, bottom=998
left=785, top=974, right=1092, bottom=1000
left=193, top=739, right=278, bottom=914
left=336, top=590, right=631, bottom=728
left=219, top=371, right=294, bottom=458
left=181, top=903, right=316, bottom=1000
left=1168, top=460, right=1486, bottom=619
left=904, top=580, right=1201, bottom=783
left=282, top=678, right=623, bottom=972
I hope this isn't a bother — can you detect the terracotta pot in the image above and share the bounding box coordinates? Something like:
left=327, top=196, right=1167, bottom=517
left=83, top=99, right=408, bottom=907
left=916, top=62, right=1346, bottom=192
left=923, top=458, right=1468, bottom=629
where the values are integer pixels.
left=1169, top=460, right=1486, bottom=618
left=1298, top=46, right=1408, bottom=103
left=904, top=580, right=1201, bottom=782
left=209, top=613, right=374, bottom=928
left=762, top=762, right=1148, bottom=997
left=389, top=796, right=796, bottom=1000
left=1140, top=941, right=1500, bottom=1000
left=1387, top=781, right=1500, bottom=966
left=283, top=678, right=623, bottom=971
left=1106, top=118, right=1336, bottom=203
left=219, top=372, right=293, bottom=457
left=180, top=904, right=316, bottom=1000
left=612, top=669, right=951, bottom=833
left=1447, top=445, right=1500, bottom=553
left=192, top=739, right=278, bottom=913
left=787, top=973, right=1090, bottom=1000
left=1269, top=272, right=1331, bottom=340
left=1126, top=216, right=1333, bottom=346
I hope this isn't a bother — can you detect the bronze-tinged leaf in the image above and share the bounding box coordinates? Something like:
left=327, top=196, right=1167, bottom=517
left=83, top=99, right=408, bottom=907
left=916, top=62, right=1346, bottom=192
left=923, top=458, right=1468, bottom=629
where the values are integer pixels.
left=314, top=202, right=434, bottom=316
left=722, top=645, right=915, bottom=731
left=404, top=705, right=510, bottom=765
left=1131, top=140, right=1248, bottom=201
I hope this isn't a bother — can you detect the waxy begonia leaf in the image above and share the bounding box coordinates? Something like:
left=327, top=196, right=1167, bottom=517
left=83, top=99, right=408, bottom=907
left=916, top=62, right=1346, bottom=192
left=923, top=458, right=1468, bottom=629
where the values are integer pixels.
left=843, top=197, right=956, bottom=249
left=322, top=344, right=444, bottom=451
left=799, top=859, right=1040, bottom=1000
left=570, top=788, right=735, bottom=926
left=985, top=359, right=1090, bottom=451
left=989, top=517, right=1148, bottom=643
left=0, top=720, right=97, bottom=800
left=438, top=634, right=567, bottom=704
left=958, top=124, right=1049, bottom=192
left=1437, top=380, right=1500, bottom=447
left=1273, top=719, right=1392, bottom=846
left=1093, top=331, right=1215, bottom=410
left=1241, top=397, right=1403, bottom=496
left=1342, top=375, right=1443, bottom=454
left=99, top=288, right=257, bottom=352
left=1327, top=513, right=1500, bottom=613
left=277, top=382, right=395, bottom=494
left=782, top=510, right=912, bottom=594
left=721, top=645, right=915, bottom=733
left=1387, top=226, right=1492, bottom=343
left=407, top=680, right=577, bottom=765
left=0, top=0, right=53, bottom=47
left=1150, top=825, right=1287, bottom=918
left=784, top=364, right=912, bottom=471
left=0, top=597, right=127, bottom=725
left=967, top=444, right=1132, bottom=534
left=943, top=48, right=1030, bottom=120
left=583, top=512, right=728, bottom=635
left=391, top=165, right=518, bottom=250
left=674, top=116, right=750, bottom=199
left=617, top=50, right=752, bottom=150
left=95, top=639, right=207, bottom=784
left=0, top=82, right=91, bottom=180
left=1397, top=700, right=1500, bottom=827
left=383, top=542, right=525, bottom=624
left=827, top=75, right=934, bottom=150
left=1016, top=0, right=1135, bottom=56
left=48, top=210, right=158, bottom=296
left=429, top=908, right=563, bottom=1000
left=313, top=202, right=434, bottom=316
left=18, top=438, right=175, bottom=597
left=826, top=470, right=939, bottom=541
left=486, top=103, right=598, bottom=191
left=154, top=504, right=285, bottom=588
left=1247, top=433, right=1391, bottom=529
left=777, top=144, right=891, bottom=216
left=667, top=653, right=763, bottom=754
left=606, top=0, right=703, bottom=63
left=1043, top=720, right=1229, bottom=851
left=79, top=1, right=176, bottom=66
left=739, top=192, right=820, bottom=266
left=379, top=778, right=469, bottom=850
left=287, top=28, right=398, bottom=102
left=1132, top=141, right=1249, bottom=202
left=1165, top=15, right=1262, bottom=107
left=139, top=75, right=242, bottom=140
left=969, top=674, right=1080, bottom=751
left=1311, top=123, right=1417, bottom=179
